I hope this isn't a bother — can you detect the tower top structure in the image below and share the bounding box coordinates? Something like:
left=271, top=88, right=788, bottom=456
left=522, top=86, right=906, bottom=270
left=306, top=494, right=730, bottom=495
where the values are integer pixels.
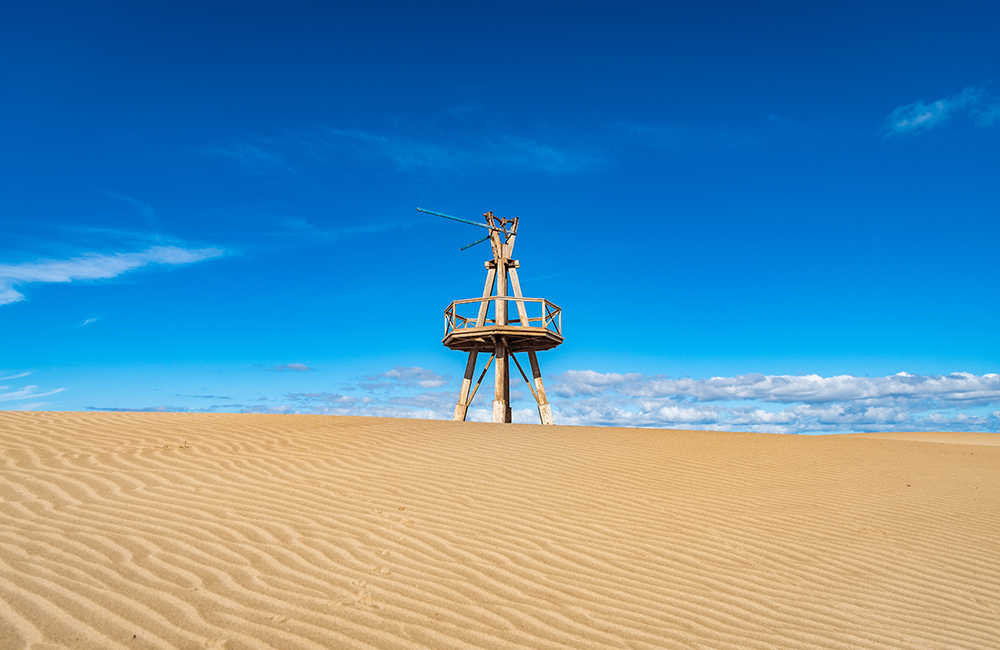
left=420, top=208, right=562, bottom=424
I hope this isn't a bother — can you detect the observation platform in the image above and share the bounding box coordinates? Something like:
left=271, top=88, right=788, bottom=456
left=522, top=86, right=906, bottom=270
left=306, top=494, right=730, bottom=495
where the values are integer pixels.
left=443, top=296, right=563, bottom=354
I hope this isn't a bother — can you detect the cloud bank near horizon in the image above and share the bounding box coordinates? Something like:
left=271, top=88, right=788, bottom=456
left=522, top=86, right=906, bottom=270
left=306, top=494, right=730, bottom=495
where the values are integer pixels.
left=224, top=368, right=999, bottom=434
left=547, top=370, right=1000, bottom=433
left=0, top=246, right=226, bottom=305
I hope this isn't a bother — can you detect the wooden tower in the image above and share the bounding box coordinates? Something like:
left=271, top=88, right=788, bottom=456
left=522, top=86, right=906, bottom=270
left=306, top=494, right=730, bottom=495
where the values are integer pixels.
left=420, top=208, right=563, bottom=424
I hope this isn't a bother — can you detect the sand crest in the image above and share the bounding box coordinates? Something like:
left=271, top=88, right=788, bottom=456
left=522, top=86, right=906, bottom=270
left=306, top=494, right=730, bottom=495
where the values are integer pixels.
left=1, top=412, right=997, bottom=649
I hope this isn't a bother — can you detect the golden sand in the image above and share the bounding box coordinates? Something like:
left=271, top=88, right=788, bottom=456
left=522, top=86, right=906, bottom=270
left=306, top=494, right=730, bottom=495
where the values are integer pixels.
left=1, top=412, right=997, bottom=649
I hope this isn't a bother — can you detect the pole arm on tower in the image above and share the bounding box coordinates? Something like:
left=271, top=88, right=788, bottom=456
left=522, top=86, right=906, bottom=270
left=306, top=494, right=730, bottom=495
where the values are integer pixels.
left=417, top=208, right=493, bottom=231
left=460, top=235, right=492, bottom=250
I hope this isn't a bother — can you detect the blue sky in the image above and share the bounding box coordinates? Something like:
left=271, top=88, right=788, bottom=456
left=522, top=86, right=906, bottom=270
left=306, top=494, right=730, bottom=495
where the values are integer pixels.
left=2, top=1, right=998, bottom=432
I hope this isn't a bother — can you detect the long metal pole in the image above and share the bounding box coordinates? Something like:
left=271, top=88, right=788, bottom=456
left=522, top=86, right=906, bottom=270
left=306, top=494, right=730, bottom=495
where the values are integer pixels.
left=417, top=208, right=492, bottom=230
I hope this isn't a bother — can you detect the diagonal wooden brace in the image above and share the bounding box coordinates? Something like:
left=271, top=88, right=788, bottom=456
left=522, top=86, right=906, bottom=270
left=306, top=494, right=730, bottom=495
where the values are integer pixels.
left=453, top=345, right=479, bottom=421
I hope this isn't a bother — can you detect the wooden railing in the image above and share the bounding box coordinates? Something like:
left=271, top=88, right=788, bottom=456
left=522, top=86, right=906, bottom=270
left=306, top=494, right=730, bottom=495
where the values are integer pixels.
left=445, top=296, right=562, bottom=338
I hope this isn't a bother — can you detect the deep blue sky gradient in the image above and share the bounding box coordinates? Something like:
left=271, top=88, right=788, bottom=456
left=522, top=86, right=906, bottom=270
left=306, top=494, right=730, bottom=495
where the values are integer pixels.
left=2, top=1, right=998, bottom=427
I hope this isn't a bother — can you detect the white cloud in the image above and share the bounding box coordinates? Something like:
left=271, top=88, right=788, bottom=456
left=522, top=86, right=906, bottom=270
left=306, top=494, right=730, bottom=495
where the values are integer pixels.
left=236, top=405, right=296, bottom=414
left=270, top=363, right=315, bottom=372
left=554, top=370, right=1000, bottom=406
left=359, top=366, right=452, bottom=390
left=270, top=367, right=460, bottom=418
left=0, top=245, right=225, bottom=305
left=548, top=370, right=1000, bottom=433
left=86, top=405, right=191, bottom=412
left=885, top=83, right=1000, bottom=137
left=286, top=392, right=362, bottom=407
left=0, top=384, right=66, bottom=402
left=224, top=367, right=1000, bottom=431
left=71, top=363, right=1000, bottom=434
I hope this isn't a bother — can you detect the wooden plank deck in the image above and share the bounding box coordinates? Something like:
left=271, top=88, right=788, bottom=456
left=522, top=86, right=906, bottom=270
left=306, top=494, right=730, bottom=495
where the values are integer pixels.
left=443, top=326, right=563, bottom=353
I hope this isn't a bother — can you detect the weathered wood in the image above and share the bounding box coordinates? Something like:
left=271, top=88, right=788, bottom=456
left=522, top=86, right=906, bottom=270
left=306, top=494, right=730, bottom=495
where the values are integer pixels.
left=493, top=335, right=508, bottom=423
left=504, top=217, right=518, bottom=259
left=510, top=353, right=539, bottom=404
left=466, top=352, right=495, bottom=407
left=503, top=340, right=512, bottom=423
left=453, top=346, right=479, bottom=421
left=440, top=209, right=559, bottom=425
left=528, top=349, right=554, bottom=425
left=476, top=267, right=497, bottom=327
left=507, top=267, right=531, bottom=328
left=496, top=258, right=508, bottom=329
left=444, top=325, right=562, bottom=353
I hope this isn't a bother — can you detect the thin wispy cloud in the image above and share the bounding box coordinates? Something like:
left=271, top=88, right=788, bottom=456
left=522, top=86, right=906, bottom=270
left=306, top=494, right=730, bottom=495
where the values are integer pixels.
left=0, top=245, right=225, bottom=306
left=101, top=190, right=156, bottom=224
left=885, top=82, right=1000, bottom=137
left=358, top=366, right=451, bottom=391
left=273, top=388, right=455, bottom=421
left=202, top=141, right=296, bottom=174
left=286, top=392, right=362, bottom=407
left=210, top=125, right=601, bottom=178
left=274, top=218, right=418, bottom=242
left=241, top=366, right=459, bottom=419
left=2, top=371, right=66, bottom=408
left=0, top=384, right=66, bottom=402
left=64, top=317, right=101, bottom=329
left=86, top=402, right=249, bottom=412
left=611, top=122, right=762, bottom=152
left=87, top=405, right=192, bottom=413
left=306, top=127, right=599, bottom=175
left=208, top=113, right=767, bottom=183
left=269, top=363, right=315, bottom=372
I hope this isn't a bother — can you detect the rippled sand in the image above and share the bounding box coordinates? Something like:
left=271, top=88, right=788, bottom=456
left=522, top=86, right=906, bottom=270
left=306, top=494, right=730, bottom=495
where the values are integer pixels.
left=1, top=412, right=997, bottom=649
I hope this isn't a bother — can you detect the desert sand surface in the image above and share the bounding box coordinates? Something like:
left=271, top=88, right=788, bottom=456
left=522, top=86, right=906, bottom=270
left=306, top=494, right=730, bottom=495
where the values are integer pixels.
left=0, top=412, right=997, bottom=650
left=851, top=431, right=1000, bottom=446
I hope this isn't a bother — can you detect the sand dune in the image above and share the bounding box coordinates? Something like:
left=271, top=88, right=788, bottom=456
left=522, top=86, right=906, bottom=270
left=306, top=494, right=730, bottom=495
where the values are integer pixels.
left=0, top=413, right=997, bottom=649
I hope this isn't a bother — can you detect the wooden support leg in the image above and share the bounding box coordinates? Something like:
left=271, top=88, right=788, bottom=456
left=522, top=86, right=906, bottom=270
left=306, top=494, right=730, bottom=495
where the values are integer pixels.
left=453, top=346, right=479, bottom=421
left=493, top=337, right=510, bottom=423
left=528, top=349, right=554, bottom=425
left=504, top=349, right=512, bottom=423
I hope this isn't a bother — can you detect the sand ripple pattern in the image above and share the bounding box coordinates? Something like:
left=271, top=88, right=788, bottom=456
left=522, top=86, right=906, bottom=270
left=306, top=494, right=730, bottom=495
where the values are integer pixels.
left=1, top=413, right=998, bottom=649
